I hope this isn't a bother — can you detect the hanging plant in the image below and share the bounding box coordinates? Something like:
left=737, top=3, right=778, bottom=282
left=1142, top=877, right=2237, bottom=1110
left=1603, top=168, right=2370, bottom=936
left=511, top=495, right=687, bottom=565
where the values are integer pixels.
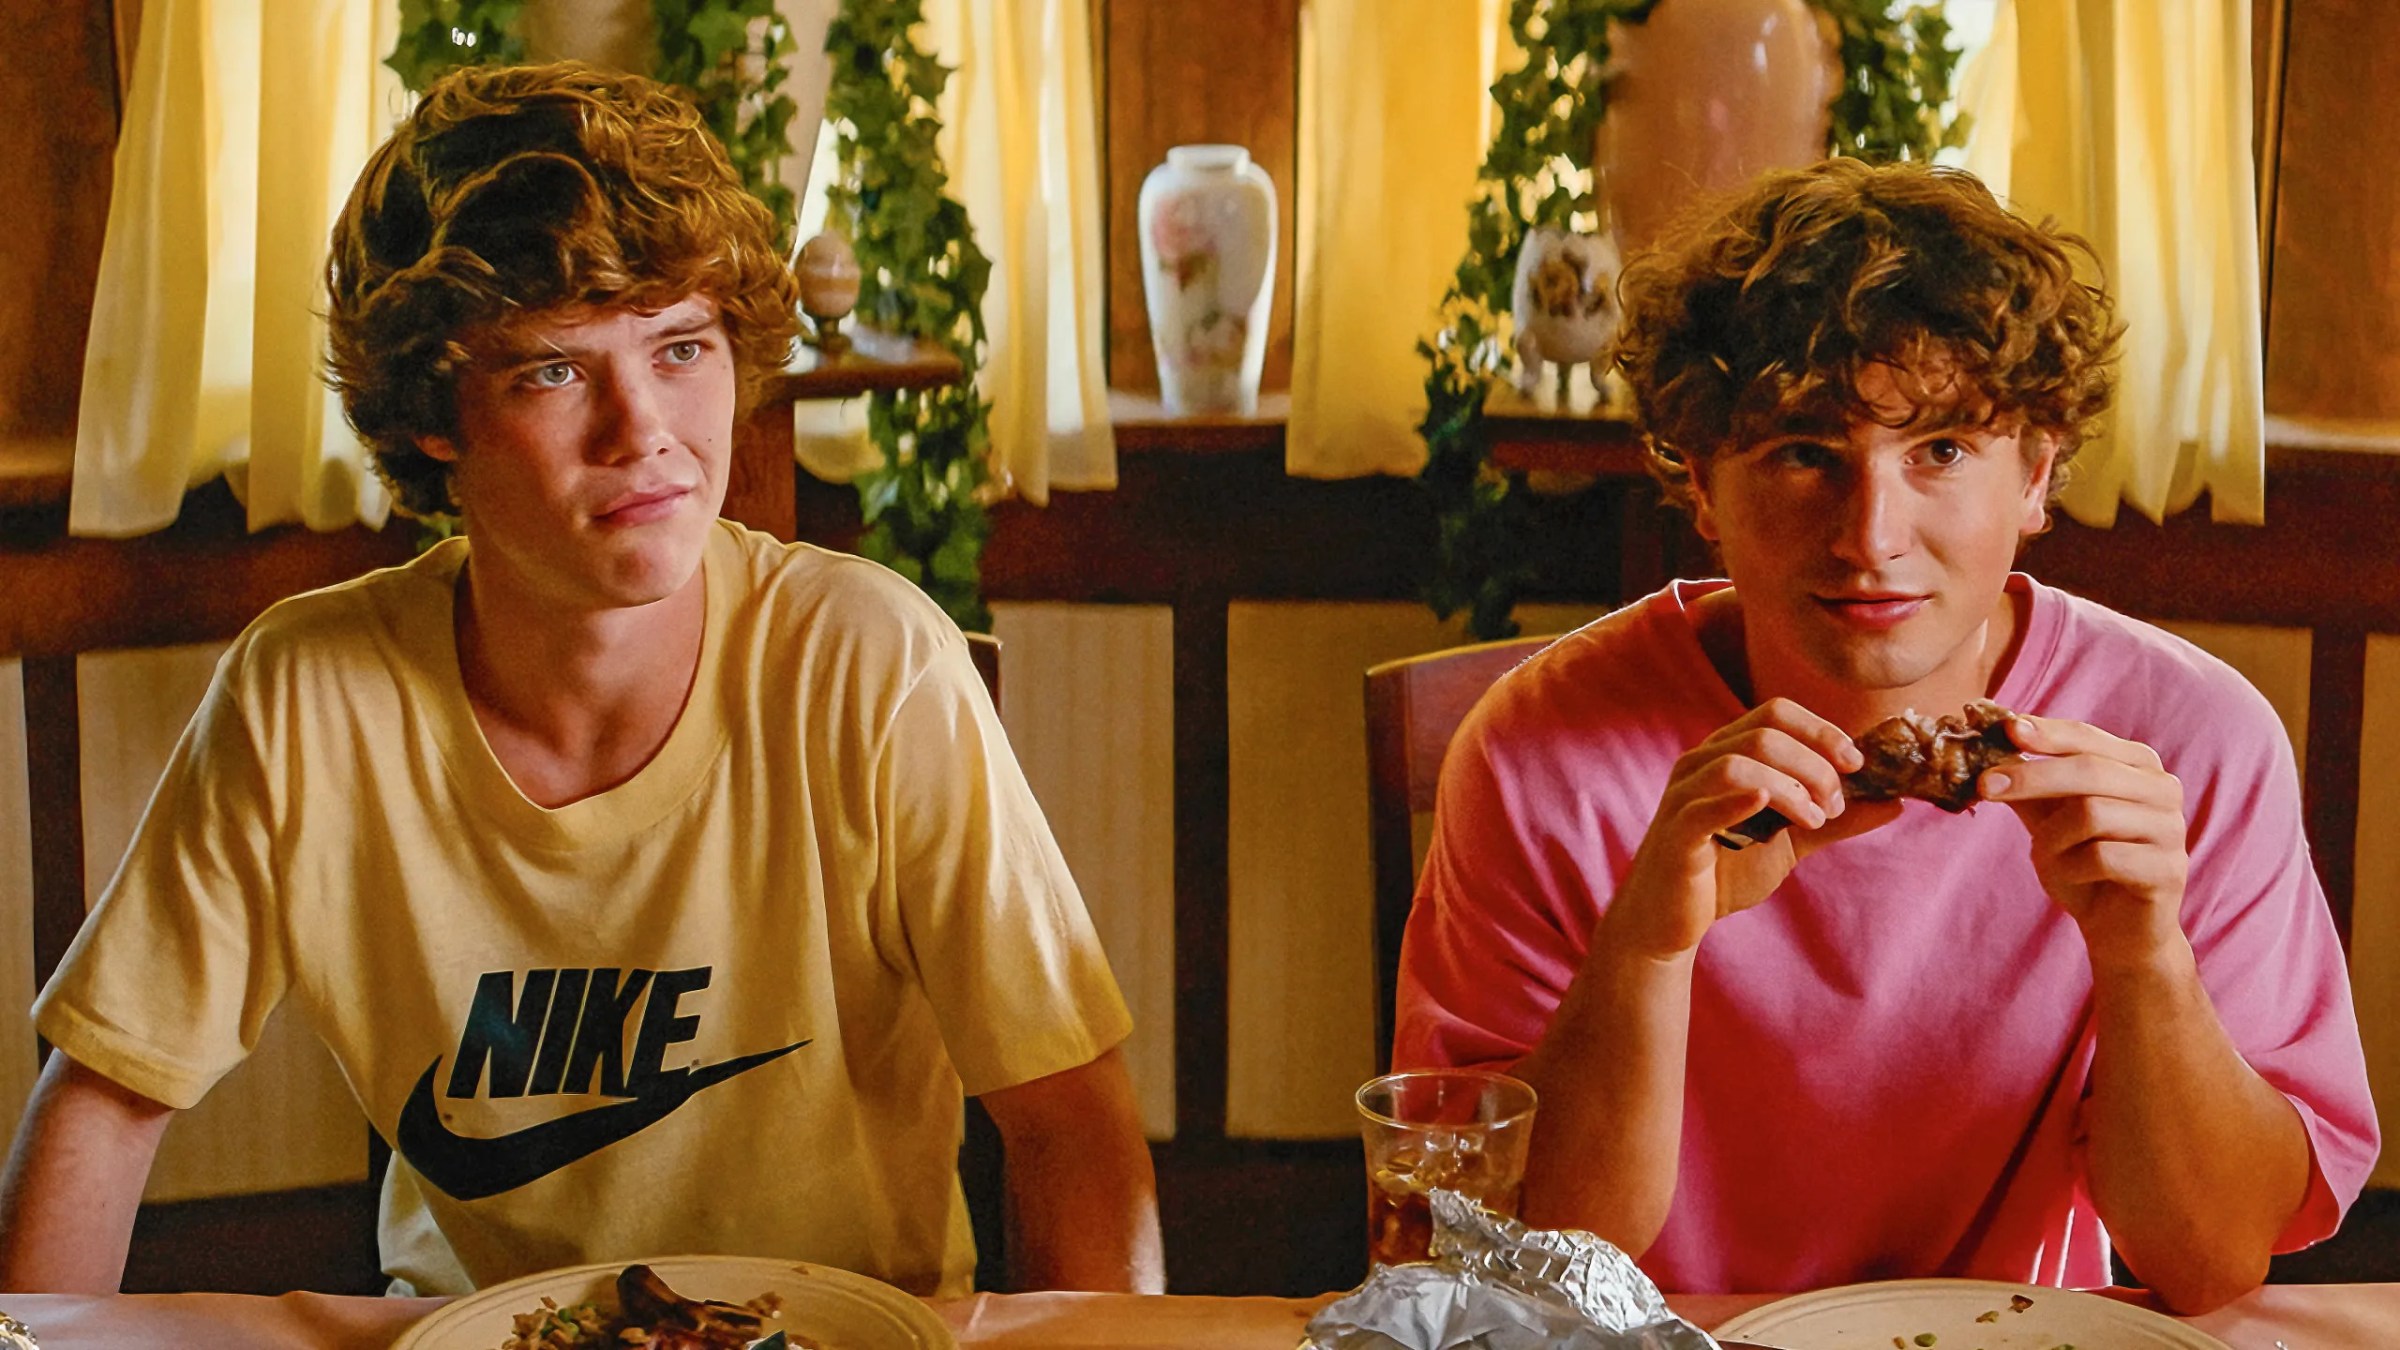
left=1418, top=0, right=1967, bottom=639
left=650, top=0, right=801, bottom=242
left=821, top=0, right=997, bottom=633
left=388, top=0, right=529, bottom=90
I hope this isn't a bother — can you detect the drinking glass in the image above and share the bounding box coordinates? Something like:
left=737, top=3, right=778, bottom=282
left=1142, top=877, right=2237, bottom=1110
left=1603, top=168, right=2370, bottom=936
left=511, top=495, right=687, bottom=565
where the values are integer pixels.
left=1354, top=1068, right=1537, bottom=1269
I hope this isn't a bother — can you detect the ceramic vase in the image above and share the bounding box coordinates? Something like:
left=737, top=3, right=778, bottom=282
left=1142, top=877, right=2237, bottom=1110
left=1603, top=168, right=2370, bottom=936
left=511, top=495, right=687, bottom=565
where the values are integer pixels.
left=1138, top=145, right=1277, bottom=416
left=1598, top=0, right=1841, bottom=254
left=1511, top=226, right=1623, bottom=403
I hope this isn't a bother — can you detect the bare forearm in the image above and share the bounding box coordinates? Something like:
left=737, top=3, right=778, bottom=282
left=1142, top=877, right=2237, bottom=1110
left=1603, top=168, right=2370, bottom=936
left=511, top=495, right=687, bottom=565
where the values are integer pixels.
left=1000, top=1119, right=1164, bottom=1293
left=2085, top=938, right=2311, bottom=1313
left=1511, top=928, right=1696, bottom=1256
left=0, top=1055, right=173, bottom=1292
left=982, top=1049, right=1165, bottom=1293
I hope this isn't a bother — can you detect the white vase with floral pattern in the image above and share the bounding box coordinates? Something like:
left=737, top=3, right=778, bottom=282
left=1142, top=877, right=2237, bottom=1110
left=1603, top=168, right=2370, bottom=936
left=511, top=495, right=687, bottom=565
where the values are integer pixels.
left=1138, top=145, right=1277, bottom=416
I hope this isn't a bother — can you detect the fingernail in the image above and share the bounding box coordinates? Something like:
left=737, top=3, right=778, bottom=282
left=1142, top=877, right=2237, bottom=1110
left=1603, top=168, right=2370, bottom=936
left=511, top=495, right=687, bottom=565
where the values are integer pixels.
left=1982, top=771, right=2011, bottom=795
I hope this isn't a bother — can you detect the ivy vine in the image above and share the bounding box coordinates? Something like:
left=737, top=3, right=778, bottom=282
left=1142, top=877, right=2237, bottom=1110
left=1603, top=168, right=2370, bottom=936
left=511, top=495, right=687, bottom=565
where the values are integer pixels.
left=1419, top=0, right=1967, bottom=639
left=651, top=0, right=800, bottom=241
left=388, top=0, right=528, bottom=90
left=823, top=0, right=997, bottom=633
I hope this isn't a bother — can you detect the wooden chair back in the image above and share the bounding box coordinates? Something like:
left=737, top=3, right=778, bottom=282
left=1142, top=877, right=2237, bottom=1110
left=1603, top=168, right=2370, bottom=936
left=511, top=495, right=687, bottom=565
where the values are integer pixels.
left=1363, top=637, right=1553, bottom=1073
left=953, top=629, right=1014, bottom=1289
left=963, top=630, right=1002, bottom=710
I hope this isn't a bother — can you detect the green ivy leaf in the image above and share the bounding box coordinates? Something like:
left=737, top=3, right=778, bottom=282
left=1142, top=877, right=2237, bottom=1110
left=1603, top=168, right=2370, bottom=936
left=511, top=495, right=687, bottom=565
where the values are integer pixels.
left=825, top=0, right=996, bottom=628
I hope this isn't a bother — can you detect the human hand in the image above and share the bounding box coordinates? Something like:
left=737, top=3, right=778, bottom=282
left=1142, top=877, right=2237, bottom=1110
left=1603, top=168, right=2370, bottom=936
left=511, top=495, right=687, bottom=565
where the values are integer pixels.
left=1606, top=699, right=1903, bottom=960
left=1980, top=714, right=2190, bottom=969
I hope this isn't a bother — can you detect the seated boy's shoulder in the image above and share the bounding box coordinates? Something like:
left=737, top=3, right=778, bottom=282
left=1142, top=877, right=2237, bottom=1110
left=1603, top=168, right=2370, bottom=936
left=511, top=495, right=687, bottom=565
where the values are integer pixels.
left=2044, top=588, right=2291, bottom=758
left=719, top=523, right=962, bottom=665
left=228, top=547, right=455, bottom=679
left=1453, top=598, right=1691, bottom=760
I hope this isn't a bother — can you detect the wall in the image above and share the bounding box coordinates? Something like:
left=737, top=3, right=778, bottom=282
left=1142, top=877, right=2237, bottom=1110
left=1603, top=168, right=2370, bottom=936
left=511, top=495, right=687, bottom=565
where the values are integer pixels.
left=2263, top=0, right=2400, bottom=427
left=0, top=0, right=116, bottom=482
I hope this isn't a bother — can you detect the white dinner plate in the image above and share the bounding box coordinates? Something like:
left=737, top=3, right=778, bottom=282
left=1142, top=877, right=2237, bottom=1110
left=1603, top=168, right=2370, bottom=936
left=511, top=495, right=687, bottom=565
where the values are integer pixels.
left=1713, top=1278, right=2230, bottom=1350
left=389, top=1254, right=956, bottom=1350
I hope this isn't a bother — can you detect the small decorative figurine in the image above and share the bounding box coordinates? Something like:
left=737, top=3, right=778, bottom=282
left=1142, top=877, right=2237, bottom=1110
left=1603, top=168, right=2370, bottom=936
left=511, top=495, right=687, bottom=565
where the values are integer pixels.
left=1511, top=226, right=1623, bottom=406
left=796, top=231, right=862, bottom=355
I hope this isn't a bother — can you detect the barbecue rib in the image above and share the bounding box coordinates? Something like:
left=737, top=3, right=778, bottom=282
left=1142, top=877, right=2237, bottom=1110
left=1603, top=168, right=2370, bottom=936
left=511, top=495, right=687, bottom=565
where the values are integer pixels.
left=1713, top=700, right=2020, bottom=849
left=1841, top=699, right=2019, bottom=813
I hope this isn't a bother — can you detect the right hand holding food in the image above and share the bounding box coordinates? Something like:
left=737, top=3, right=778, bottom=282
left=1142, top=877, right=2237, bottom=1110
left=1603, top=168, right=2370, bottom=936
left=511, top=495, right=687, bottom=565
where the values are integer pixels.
left=1604, top=698, right=1902, bottom=960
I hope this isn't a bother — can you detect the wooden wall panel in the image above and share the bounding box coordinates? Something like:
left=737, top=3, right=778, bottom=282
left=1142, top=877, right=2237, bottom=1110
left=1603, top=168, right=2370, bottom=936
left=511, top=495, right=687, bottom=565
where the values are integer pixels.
left=0, top=662, right=37, bottom=1148
left=989, top=601, right=1179, bottom=1139
left=2353, top=637, right=2400, bottom=1189
left=1102, top=0, right=1301, bottom=395
left=0, top=0, right=118, bottom=448
left=2253, top=0, right=2285, bottom=212
left=2263, top=0, right=2400, bottom=422
left=0, top=484, right=416, bottom=659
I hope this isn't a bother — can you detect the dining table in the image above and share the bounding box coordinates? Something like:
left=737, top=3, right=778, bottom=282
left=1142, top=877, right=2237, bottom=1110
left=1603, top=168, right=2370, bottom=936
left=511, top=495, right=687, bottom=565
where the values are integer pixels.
left=0, top=1282, right=2390, bottom=1349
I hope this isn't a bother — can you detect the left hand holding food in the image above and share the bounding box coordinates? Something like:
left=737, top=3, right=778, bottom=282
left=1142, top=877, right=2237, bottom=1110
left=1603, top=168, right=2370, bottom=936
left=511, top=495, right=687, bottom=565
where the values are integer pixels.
left=1979, top=714, right=2190, bottom=968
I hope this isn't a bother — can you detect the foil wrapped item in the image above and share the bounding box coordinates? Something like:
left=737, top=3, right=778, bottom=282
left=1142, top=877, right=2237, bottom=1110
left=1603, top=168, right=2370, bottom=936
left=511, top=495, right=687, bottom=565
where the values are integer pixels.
left=0, top=1310, right=36, bottom=1350
left=1301, top=1191, right=1719, bottom=1350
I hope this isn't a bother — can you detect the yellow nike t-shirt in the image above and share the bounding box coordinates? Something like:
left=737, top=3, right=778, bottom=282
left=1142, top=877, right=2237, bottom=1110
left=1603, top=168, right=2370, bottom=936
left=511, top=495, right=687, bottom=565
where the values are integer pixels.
left=33, top=521, right=1132, bottom=1297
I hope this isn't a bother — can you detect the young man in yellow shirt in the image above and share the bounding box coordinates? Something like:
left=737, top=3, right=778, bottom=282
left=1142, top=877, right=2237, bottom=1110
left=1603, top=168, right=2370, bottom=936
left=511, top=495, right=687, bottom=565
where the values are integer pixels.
left=0, top=62, right=1162, bottom=1298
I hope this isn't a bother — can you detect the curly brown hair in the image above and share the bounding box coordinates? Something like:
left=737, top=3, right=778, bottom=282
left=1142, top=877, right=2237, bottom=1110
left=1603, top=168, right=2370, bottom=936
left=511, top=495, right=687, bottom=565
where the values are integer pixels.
left=1613, top=158, right=2119, bottom=513
left=325, top=61, right=801, bottom=519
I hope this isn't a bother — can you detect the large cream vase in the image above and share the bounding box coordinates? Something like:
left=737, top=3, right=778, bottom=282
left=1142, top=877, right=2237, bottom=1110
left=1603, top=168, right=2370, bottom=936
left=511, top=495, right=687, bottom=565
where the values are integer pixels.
left=1599, top=0, right=1841, bottom=254
left=1138, top=145, right=1278, bottom=416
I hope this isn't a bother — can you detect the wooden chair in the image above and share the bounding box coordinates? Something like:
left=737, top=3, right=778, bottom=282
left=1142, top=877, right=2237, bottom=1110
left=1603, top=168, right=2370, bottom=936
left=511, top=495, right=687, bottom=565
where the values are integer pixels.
left=954, top=630, right=1013, bottom=1290
left=1363, top=637, right=1554, bottom=1073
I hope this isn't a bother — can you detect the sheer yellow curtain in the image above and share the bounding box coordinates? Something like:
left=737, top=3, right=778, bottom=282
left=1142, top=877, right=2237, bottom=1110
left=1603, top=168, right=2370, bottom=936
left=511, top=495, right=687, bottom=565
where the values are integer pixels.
left=793, top=0, right=1115, bottom=503
left=1960, top=0, right=2264, bottom=525
left=71, top=0, right=397, bottom=537
left=1288, top=0, right=1509, bottom=478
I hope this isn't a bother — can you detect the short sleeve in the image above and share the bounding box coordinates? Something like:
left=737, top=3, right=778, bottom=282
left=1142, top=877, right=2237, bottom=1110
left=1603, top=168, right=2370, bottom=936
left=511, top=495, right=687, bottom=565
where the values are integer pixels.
left=1393, top=696, right=1606, bottom=1073
left=2173, top=695, right=2381, bottom=1251
left=873, top=634, right=1131, bottom=1096
left=32, top=641, right=290, bottom=1110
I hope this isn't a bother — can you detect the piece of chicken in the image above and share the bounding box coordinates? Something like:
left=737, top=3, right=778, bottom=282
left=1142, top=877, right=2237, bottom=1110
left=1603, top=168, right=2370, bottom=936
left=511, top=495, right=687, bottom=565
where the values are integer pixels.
left=614, top=1265, right=769, bottom=1349
left=1713, top=700, right=2019, bottom=849
left=1841, top=699, right=2019, bottom=813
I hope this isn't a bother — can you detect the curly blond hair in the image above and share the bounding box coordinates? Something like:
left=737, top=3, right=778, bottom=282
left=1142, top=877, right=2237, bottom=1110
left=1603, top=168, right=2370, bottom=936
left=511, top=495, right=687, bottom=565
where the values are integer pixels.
left=1612, top=158, right=2119, bottom=512
left=325, top=62, right=801, bottom=519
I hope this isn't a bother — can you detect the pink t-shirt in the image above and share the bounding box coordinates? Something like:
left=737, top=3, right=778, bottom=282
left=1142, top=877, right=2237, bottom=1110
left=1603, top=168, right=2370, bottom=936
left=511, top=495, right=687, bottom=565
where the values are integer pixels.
left=1396, top=576, right=2379, bottom=1293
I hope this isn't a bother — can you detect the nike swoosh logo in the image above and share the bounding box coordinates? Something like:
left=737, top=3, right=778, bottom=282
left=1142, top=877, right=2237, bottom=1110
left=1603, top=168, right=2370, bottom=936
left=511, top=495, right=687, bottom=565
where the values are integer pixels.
left=396, top=1041, right=807, bottom=1200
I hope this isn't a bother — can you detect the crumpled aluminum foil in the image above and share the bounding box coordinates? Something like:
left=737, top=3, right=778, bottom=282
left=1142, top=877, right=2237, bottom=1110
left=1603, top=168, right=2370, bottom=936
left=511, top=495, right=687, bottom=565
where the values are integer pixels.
left=0, top=1310, right=37, bottom=1350
left=1300, top=1190, right=1719, bottom=1350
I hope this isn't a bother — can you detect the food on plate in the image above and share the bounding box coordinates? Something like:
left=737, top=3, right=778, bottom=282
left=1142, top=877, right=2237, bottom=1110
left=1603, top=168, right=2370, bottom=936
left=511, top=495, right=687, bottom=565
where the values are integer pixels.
left=1714, top=700, right=2020, bottom=849
left=497, top=1264, right=800, bottom=1350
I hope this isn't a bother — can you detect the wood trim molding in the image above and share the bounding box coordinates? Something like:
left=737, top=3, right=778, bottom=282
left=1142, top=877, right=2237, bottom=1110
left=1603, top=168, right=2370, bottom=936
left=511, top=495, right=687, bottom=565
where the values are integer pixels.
left=24, top=656, right=85, bottom=999
left=0, top=483, right=416, bottom=660
left=2307, top=627, right=2368, bottom=949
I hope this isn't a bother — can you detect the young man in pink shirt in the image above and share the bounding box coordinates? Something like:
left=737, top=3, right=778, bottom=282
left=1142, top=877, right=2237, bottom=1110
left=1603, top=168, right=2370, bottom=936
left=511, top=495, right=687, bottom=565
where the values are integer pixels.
left=1395, top=159, right=2377, bottom=1313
